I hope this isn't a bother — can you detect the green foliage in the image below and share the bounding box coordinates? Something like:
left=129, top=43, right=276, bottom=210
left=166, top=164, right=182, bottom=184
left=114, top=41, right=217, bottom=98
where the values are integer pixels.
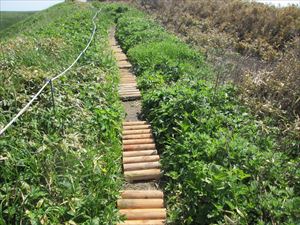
left=116, top=10, right=211, bottom=91
left=0, top=3, right=123, bottom=224
left=142, top=81, right=299, bottom=224
left=0, top=11, right=35, bottom=33
left=115, top=5, right=300, bottom=225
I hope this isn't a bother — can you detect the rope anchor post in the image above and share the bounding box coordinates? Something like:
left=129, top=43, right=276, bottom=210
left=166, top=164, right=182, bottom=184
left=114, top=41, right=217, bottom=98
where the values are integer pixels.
left=49, top=79, right=56, bottom=114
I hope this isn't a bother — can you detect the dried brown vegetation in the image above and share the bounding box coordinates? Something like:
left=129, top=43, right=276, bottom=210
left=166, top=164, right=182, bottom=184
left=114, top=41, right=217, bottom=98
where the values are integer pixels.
left=131, top=0, right=300, bottom=156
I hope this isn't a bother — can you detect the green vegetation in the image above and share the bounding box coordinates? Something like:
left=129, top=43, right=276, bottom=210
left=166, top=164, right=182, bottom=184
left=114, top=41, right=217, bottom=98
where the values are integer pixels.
left=0, top=3, right=123, bottom=224
left=135, top=0, right=300, bottom=160
left=115, top=5, right=300, bottom=225
left=0, top=11, right=35, bottom=34
left=1, top=1, right=299, bottom=224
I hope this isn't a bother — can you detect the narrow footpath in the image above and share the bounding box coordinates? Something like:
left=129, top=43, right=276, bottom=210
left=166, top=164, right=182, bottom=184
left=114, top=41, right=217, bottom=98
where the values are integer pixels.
left=109, top=29, right=167, bottom=225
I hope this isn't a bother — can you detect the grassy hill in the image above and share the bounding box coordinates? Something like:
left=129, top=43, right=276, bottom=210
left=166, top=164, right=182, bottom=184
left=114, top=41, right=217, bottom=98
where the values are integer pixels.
left=0, top=11, right=35, bottom=32
left=0, top=2, right=123, bottom=224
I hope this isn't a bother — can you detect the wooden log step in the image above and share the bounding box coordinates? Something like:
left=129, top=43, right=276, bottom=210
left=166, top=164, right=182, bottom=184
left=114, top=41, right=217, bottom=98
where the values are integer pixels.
left=123, top=150, right=157, bottom=157
left=120, top=73, right=134, bottom=75
left=120, top=81, right=136, bottom=83
left=117, top=199, right=164, bottom=209
left=120, top=78, right=136, bottom=81
left=119, top=86, right=139, bottom=89
left=123, top=143, right=156, bottom=151
left=114, top=49, right=123, bottom=53
left=125, top=169, right=161, bottom=182
left=121, top=190, right=164, bottom=199
left=119, top=84, right=138, bottom=87
left=119, top=209, right=166, bottom=220
left=119, top=90, right=140, bottom=93
left=112, top=48, right=122, bottom=52
left=123, top=139, right=154, bottom=145
left=123, top=129, right=152, bottom=135
left=120, top=93, right=141, bottom=97
left=121, top=95, right=142, bottom=101
left=120, top=79, right=136, bottom=82
left=120, top=69, right=131, bottom=73
left=119, top=89, right=140, bottom=92
left=120, top=82, right=136, bottom=84
left=117, top=220, right=165, bottom=225
left=120, top=74, right=133, bottom=77
left=116, top=56, right=128, bottom=61
left=123, top=121, right=147, bottom=126
left=123, top=155, right=159, bottom=164
left=124, top=161, right=161, bottom=171
left=118, top=64, right=132, bottom=67
left=119, top=92, right=140, bottom=95
left=123, top=134, right=153, bottom=140
left=120, top=78, right=136, bottom=80
left=123, top=125, right=151, bottom=130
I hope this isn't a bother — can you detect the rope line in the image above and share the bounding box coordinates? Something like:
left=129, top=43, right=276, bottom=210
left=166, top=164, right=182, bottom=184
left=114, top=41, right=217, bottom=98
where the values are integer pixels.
left=0, top=9, right=101, bottom=136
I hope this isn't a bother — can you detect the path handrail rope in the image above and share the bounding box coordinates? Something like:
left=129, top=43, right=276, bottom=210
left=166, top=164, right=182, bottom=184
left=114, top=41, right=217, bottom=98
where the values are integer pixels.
left=0, top=9, right=101, bottom=136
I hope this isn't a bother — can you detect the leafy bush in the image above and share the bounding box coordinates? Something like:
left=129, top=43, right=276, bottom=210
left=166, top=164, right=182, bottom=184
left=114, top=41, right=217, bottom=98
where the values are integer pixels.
left=0, top=3, right=123, bottom=224
left=142, top=81, right=299, bottom=224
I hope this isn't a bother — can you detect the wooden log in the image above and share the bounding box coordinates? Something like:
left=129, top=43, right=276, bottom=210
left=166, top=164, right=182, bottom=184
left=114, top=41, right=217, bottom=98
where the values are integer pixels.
left=120, top=93, right=141, bottom=97
left=123, top=139, right=154, bottom=145
left=123, top=129, right=152, bottom=135
left=123, top=150, right=157, bottom=157
left=120, top=79, right=136, bottom=81
left=117, top=220, right=165, bottom=225
left=120, top=69, right=131, bottom=73
left=119, top=88, right=139, bottom=91
left=119, top=92, right=140, bottom=95
left=117, top=199, right=164, bottom=209
left=124, top=161, right=161, bottom=171
left=121, top=95, right=141, bottom=101
left=120, top=82, right=136, bottom=85
left=119, top=87, right=138, bottom=89
left=123, top=121, right=147, bottom=126
left=123, top=155, right=159, bottom=164
left=123, top=134, right=153, bottom=140
left=119, top=90, right=140, bottom=93
left=119, top=64, right=132, bottom=68
left=123, top=144, right=156, bottom=151
left=116, top=56, right=128, bottom=61
left=121, top=190, right=163, bottom=199
left=119, top=209, right=166, bottom=220
left=123, top=125, right=151, bottom=130
left=120, top=79, right=136, bottom=82
left=125, top=169, right=161, bottom=181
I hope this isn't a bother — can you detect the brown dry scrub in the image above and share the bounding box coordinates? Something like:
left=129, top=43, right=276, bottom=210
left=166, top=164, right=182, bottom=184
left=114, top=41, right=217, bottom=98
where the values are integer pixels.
left=129, top=0, right=300, bottom=156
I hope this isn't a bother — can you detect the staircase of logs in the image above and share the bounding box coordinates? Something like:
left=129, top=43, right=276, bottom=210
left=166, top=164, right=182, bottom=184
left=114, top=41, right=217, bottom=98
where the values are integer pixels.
left=110, top=30, right=167, bottom=224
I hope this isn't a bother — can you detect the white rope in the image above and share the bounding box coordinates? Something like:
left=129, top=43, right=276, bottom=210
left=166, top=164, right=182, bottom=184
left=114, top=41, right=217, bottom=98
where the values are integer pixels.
left=0, top=9, right=101, bottom=136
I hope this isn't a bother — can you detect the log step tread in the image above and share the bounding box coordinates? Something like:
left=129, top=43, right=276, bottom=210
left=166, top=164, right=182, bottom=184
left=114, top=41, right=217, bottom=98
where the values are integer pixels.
left=124, top=169, right=161, bottom=182
left=117, top=220, right=165, bottom=225
left=123, top=150, right=157, bottom=157
left=121, top=190, right=164, bottom=199
left=119, top=209, right=166, bottom=220
left=117, top=199, right=164, bottom=209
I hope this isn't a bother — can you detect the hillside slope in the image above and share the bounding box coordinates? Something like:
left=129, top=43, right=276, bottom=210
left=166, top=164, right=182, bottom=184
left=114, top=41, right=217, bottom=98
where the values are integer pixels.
left=0, top=3, right=123, bottom=224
